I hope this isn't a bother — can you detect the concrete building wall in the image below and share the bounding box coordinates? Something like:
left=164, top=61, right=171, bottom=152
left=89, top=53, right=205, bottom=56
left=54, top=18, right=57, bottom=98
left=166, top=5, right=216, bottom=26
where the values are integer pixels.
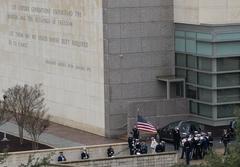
left=3, top=143, right=128, bottom=167
left=174, top=0, right=240, bottom=25
left=59, top=152, right=178, bottom=167
left=103, top=0, right=175, bottom=137
left=0, top=0, right=105, bottom=135
left=3, top=142, right=177, bottom=167
left=127, top=98, right=189, bottom=133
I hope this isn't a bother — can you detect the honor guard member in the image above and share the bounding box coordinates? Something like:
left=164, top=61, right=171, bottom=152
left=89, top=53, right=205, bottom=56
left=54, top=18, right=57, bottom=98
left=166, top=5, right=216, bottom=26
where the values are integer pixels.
left=141, top=141, right=148, bottom=154
left=81, top=148, right=90, bottom=160
left=132, top=125, right=140, bottom=139
left=135, top=139, right=141, bottom=154
left=185, top=138, right=192, bottom=165
left=180, top=137, right=187, bottom=159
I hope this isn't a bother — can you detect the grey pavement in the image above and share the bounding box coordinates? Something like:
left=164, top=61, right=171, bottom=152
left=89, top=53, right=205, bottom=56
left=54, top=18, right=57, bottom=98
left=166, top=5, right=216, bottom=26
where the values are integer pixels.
left=0, top=122, right=82, bottom=148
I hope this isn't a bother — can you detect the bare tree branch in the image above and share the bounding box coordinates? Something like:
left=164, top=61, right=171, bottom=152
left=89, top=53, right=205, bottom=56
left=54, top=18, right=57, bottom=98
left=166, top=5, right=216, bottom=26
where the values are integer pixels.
left=3, top=84, right=50, bottom=148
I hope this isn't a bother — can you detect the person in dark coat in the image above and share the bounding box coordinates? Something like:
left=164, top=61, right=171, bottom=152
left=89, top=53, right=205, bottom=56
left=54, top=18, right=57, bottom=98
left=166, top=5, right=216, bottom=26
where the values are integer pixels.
left=173, top=128, right=181, bottom=150
left=132, top=125, right=139, bottom=139
left=141, top=141, right=148, bottom=154
left=81, top=148, right=90, bottom=159
left=221, top=129, right=230, bottom=155
left=107, top=146, right=115, bottom=157
left=128, top=133, right=134, bottom=155
left=57, top=152, right=67, bottom=162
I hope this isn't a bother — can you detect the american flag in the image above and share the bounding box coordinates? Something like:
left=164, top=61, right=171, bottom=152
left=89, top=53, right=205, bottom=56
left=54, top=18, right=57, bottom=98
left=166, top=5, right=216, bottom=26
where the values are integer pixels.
left=136, top=115, right=157, bottom=133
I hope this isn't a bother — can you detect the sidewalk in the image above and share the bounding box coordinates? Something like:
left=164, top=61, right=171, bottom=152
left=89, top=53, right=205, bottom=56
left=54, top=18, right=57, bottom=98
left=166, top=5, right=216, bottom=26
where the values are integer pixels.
left=0, top=122, right=124, bottom=148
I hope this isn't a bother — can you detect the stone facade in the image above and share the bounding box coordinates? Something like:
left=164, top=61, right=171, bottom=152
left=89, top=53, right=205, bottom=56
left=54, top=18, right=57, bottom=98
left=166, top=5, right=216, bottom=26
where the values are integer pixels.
left=103, top=0, right=175, bottom=137
left=54, top=152, right=177, bottom=167
left=0, top=0, right=178, bottom=137
left=174, top=0, right=240, bottom=24
left=0, top=0, right=105, bottom=136
left=3, top=143, right=128, bottom=167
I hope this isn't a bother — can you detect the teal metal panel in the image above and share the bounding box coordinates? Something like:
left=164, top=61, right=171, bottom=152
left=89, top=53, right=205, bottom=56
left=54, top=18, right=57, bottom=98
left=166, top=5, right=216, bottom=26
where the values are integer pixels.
left=197, top=42, right=212, bottom=56
left=197, top=33, right=212, bottom=41
left=175, top=38, right=185, bottom=52
left=186, top=39, right=196, bottom=53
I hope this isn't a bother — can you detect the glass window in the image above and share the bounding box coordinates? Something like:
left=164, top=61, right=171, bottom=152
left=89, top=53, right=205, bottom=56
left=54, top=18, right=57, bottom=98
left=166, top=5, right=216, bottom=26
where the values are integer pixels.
left=186, top=32, right=196, bottom=39
left=217, top=58, right=240, bottom=71
left=190, top=101, right=198, bottom=114
left=186, top=40, right=196, bottom=53
left=176, top=69, right=186, bottom=78
left=216, top=33, right=240, bottom=41
left=198, top=73, right=212, bottom=87
left=217, top=89, right=240, bottom=103
left=175, top=31, right=185, bottom=37
left=216, top=42, right=240, bottom=56
left=176, top=54, right=186, bottom=67
left=187, top=55, right=197, bottom=69
left=198, top=88, right=212, bottom=102
left=217, top=105, right=237, bottom=118
left=187, top=70, right=197, bottom=84
left=197, top=42, right=212, bottom=56
left=187, top=85, right=197, bottom=99
left=175, top=38, right=185, bottom=52
left=217, top=73, right=240, bottom=87
left=198, top=57, right=212, bottom=71
left=199, top=104, right=212, bottom=118
left=176, top=82, right=184, bottom=97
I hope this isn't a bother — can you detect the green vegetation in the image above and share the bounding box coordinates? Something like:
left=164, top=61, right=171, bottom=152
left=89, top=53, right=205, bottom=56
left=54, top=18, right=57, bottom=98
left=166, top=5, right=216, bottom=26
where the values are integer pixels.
left=18, top=153, right=53, bottom=167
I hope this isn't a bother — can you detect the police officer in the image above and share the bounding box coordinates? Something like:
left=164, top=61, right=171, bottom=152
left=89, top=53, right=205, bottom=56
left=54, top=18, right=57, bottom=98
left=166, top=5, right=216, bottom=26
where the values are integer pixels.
left=207, top=132, right=213, bottom=151
left=57, top=152, right=67, bottom=162
left=221, top=129, right=230, bottom=155
left=107, top=146, right=115, bottom=157
left=155, top=141, right=164, bottom=153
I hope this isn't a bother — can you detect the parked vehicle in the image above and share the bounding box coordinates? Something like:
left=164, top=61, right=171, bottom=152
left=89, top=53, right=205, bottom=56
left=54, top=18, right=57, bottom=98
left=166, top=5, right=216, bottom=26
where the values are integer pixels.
left=159, top=121, right=206, bottom=142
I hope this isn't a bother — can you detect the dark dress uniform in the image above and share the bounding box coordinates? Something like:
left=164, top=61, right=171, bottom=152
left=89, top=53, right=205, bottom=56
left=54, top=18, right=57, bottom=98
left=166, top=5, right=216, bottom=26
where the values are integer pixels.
left=81, top=151, right=89, bottom=159
left=184, top=140, right=191, bottom=165
left=222, top=132, right=230, bottom=155
left=57, top=152, right=66, bottom=162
